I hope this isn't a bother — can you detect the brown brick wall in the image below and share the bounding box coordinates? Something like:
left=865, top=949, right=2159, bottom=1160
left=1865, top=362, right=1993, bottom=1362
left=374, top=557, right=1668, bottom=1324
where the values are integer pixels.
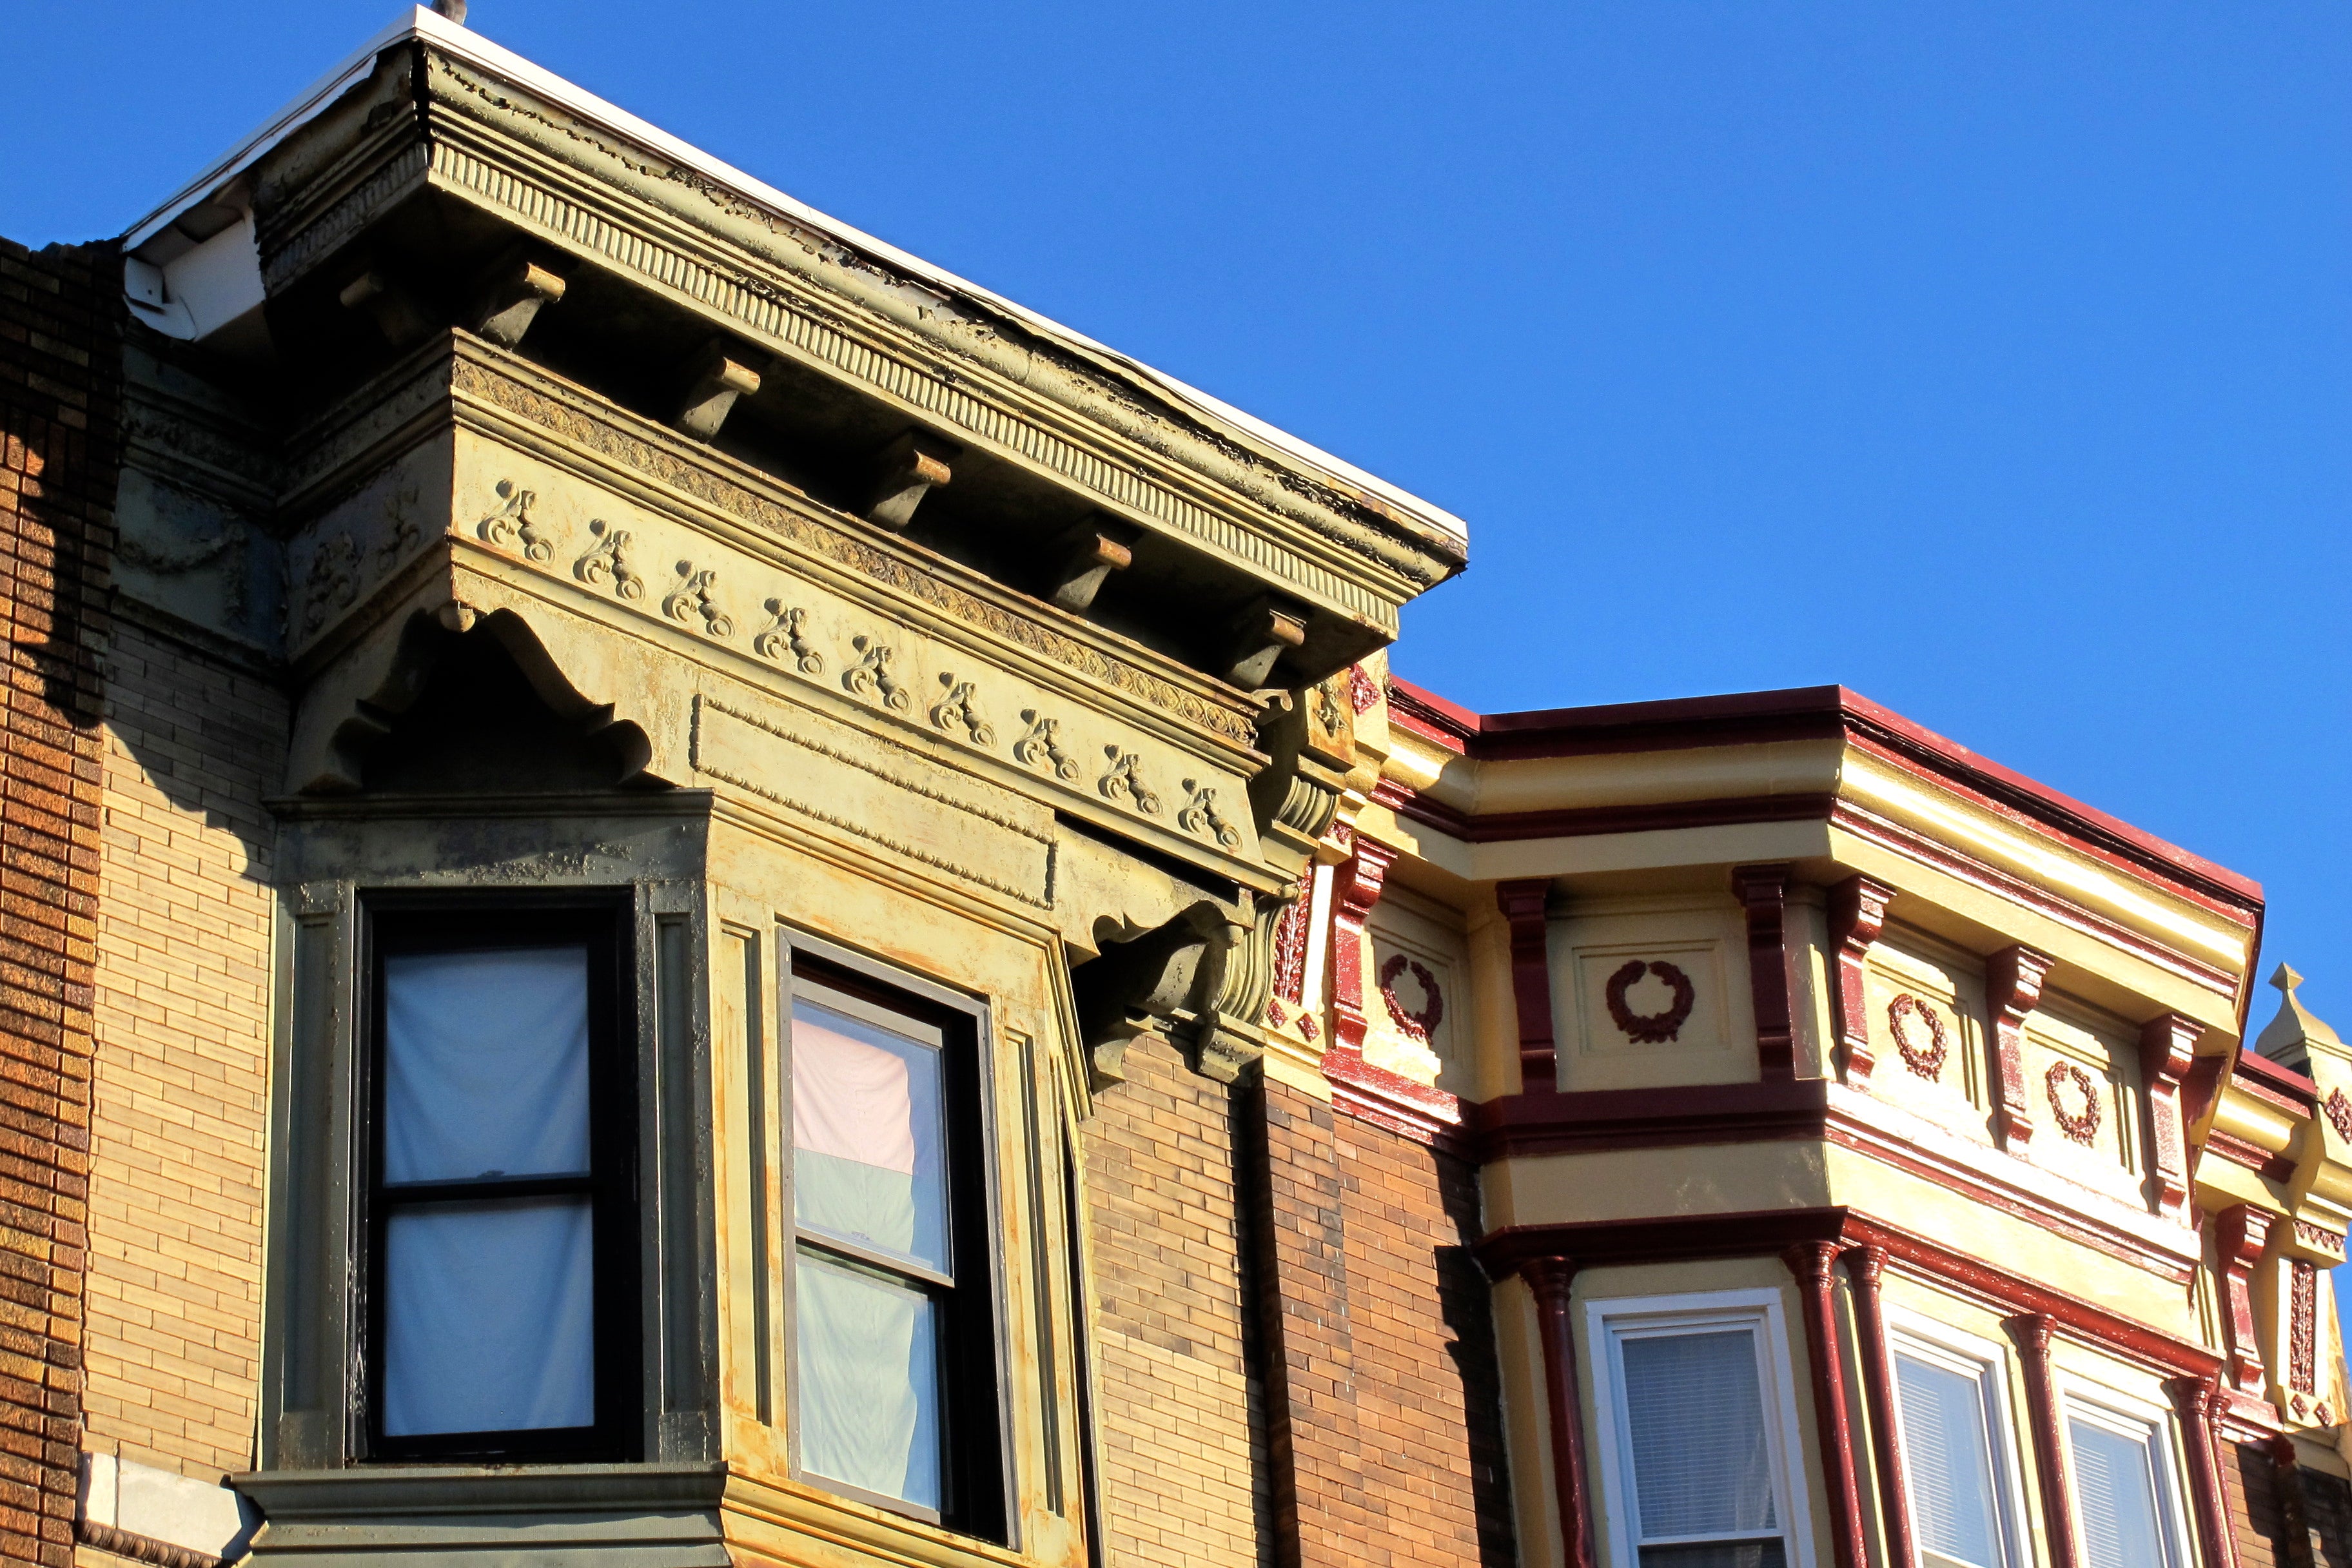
left=2233, top=1440, right=2290, bottom=1568
left=1081, top=1035, right=1264, bottom=1568
left=83, top=620, right=279, bottom=1478
left=1333, top=1118, right=1513, bottom=1568
left=0, top=236, right=119, bottom=1567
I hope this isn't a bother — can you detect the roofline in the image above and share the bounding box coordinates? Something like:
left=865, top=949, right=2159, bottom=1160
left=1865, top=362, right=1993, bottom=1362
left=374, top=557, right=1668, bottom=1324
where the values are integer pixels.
left=122, top=7, right=1468, bottom=554
left=1385, top=676, right=2262, bottom=912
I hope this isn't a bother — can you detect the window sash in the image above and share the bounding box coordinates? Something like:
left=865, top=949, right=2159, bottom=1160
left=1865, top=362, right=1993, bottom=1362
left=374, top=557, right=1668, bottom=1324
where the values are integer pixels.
left=1589, top=1293, right=1811, bottom=1568
left=780, top=940, right=1007, bottom=1542
left=2062, top=1395, right=2184, bottom=1568
left=361, top=901, right=637, bottom=1463
left=1891, top=1341, right=2014, bottom=1568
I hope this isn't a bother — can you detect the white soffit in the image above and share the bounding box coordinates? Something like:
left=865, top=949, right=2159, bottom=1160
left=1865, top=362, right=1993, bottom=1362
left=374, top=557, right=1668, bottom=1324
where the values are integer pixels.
left=122, top=6, right=1469, bottom=551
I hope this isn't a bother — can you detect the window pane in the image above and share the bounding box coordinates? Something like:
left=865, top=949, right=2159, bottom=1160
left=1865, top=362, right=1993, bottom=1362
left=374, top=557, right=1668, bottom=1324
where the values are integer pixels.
left=2069, top=1418, right=2167, bottom=1568
left=792, top=999, right=948, bottom=1273
left=384, top=947, right=591, bottom=1183
left=796, top=1248, right=941, bottom=1511
left=1638, top=1547, right=1787, bottom=1568
left=1622, top=1329, right=1777, bottom=1540
left=1896, top=1353, right=2003, bottom=1568
left=382, top=1197, right=594, bottom=1436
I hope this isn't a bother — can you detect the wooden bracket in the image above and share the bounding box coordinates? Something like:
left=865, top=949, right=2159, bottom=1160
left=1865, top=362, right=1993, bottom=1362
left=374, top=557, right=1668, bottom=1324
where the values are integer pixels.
left=467, top=253, right=567, bottom=347
left=1044, top=515, right=1139, bottom=612
left=1732, top=864, right=1797, bottom=1081
left=337, top=266, right=433, bottom=348
left=2138, top=1014, right=2202, bottom=1223
left=1985, top=944, right=2053, bottom=1150
left=1827, top=875, right=1894, bottom=1088
left=671, top=340, right=764, bottom=440
left=864, top=429, right=958, bottom=530
left=1495, top=878, right=1558, bottom=1092
left=1218, top=594, right=1308, bottom=690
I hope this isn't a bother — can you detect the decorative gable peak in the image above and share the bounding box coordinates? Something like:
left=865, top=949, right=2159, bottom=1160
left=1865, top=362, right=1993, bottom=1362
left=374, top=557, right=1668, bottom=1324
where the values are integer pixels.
left=2257, top=963, right=2345, bottom=1073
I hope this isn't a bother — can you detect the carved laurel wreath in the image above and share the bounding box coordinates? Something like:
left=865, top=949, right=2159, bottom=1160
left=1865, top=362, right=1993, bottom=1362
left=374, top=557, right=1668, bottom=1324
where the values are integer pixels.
left=2046, top=1060, right=2103, bottom=1145
left=2328, top=1088, right=2352, bottom=1144
left=1605, top=960, right=1696, bottom=1044
left=1886, top=994, right=1949, bottom=1081
left=1378, top=953, right=1445, bottom=1043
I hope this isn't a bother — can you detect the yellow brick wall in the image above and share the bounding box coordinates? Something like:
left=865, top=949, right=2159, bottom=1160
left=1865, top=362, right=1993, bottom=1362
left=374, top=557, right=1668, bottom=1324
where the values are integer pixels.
left=1080, top=1035, right=1263, bottom=1568
left=83, top=623, right=279, bottom=1480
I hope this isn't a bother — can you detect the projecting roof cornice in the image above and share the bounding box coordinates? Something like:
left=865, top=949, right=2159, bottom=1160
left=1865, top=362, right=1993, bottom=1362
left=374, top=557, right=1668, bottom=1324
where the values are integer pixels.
left=124, top=8, right=1463, bottom=682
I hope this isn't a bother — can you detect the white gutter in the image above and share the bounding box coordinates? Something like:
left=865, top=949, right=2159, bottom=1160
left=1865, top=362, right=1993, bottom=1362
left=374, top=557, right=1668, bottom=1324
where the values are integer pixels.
left=122, top=6, right=1469, bottom=549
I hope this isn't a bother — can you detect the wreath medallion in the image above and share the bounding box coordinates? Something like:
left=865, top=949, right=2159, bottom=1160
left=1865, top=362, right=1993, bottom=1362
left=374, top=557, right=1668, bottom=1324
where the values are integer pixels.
left=2046, top=1060, right=2103, bottom=1145
left=1886, top=994, right=1949, bottom=1081
left=1605, top=960, right=1697, bottom=1044
left=1378, top=953, right=1445, bottom=1043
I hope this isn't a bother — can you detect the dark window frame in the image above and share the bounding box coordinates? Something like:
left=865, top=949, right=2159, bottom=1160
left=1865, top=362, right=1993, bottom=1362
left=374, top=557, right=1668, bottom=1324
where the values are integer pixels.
left=778, top=929, right=1012, bottom=1543
left=357, top=892, right=642, bottom=1464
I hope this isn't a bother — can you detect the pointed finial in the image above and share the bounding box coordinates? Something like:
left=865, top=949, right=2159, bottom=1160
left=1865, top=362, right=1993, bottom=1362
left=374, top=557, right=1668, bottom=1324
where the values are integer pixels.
left=2273, top=961, right=2305, bottom=994
left=432, top=0, right=467, bottom=22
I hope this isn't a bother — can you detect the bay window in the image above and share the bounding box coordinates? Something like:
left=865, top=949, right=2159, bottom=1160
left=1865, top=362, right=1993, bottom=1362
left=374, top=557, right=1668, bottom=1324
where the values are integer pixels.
left=363, top=901, right=638, bottom=1461
left=1888, top=1322, right=2024, bottom=1568
left=783, top=940, right=1007, bottom=1539
left=1589, top=1288, right=1813, bottom=1568
left=2063, top=1393, right=2188, bottom=1568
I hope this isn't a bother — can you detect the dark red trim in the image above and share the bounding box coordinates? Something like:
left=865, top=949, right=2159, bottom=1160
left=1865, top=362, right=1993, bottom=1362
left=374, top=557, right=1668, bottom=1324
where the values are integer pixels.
left=1326, top=836, right=1396, bottom=1063
left=1734, top=865, right=1798, bottom=1081
left=1393, top=791, right=1838, bottom=844
left=1522, top=1257, right=1598, bottom=1568
left=2167, top=1377, right=2240, bottom=1568
left=1494, top=879, right=1557, bottom=1092
left=1476, top=1208, right=2222, bottom=1382
left=1832, top=802, right=2244, bottom=1003
left=1466, top=1079, right=1830, bottom=1160
left=2235, top=1047, right=2319, bottom=1107
left=2008, top=1313, right=2081, bottom=1568
left=2137, top=1015, right=2199, bottom=1225
left=1380, top=678, right=2261, bottom=914
left=2215, top=1205, right=2275, bottom=1399
left=1985, top=945, right=2052, bottom=1151
left=1827, top=876, right=1894, bottom=1090
left=1785, top=1242, right=1868, bottom=1568
left=2202, top=1127, right=2298, bottom=1185
left=1843, top=1246, right=1917, bottom=1568
left=1324, top=1054, right=1465, bottom=1155
left=1824, top=1104, right=2196, bottom=1284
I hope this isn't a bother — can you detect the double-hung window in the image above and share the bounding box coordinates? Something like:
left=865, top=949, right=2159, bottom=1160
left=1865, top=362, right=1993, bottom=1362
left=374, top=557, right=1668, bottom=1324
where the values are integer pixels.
left=1888, top=1320, right=2025, bottom=1568
left=1590, top=1288, right=1813, bottom=1568
left=785, top=945, right=1006, bottom=1538
left=2063, top=1390, right=2189, bottom=1568
left=363, top=901, right=638, bottom=1461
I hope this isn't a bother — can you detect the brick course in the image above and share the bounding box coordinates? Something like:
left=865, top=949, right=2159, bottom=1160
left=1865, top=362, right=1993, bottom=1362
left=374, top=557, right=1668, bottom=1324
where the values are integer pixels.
left=83, top=621, right=278, bottom=1480
left=0, top=236, right=118, bottom=1568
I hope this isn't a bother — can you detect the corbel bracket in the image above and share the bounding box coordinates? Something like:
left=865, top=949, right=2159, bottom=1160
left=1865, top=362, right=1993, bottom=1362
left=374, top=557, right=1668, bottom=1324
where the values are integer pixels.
left=1045, top=514, right=1139, bottom=612
left=2139, top=1013, right=2202, bottom=1223
left=1985, top=944, right=2053, bottom=1150
left=1827, top=876, right=1894, bottom=1088
left=671, top=340, right=765, bottom=441
left=864, top=428, right=959, bottom=531
left=337, top=266, right=434, bottom=348
left=1219, top=594, right=1308, bottom=690
left=467, top=253, right=567, bottom=348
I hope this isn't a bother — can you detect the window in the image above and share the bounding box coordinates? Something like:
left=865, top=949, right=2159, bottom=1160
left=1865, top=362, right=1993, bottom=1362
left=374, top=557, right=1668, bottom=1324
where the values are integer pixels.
left=784, top=941, right=1006, bottom=1538
left=362, top=901, right=638, bottom=1461
left=1888, top=1321, right=2025, bottom=1568
left=2063, top=1392, right=2188, bottom=1568
left=1589, top=1289, right=1813, bottom=1568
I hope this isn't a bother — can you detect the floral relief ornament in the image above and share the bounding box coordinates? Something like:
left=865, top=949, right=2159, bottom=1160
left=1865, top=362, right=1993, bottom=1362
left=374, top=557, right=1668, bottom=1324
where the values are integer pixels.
left=1605, top=959, right=1696, bottom=1044
left=1098, top=750, right=1162, bottom=814
left=843, top=636, right=912, bottom=711
left=1012, top=710, right=1081, bottom=781
left=752, top=602, right=826, bottom=673
left=1886, top=994, right=1950, bottom=1081
left=662, top=562, right=733, bottom=638
left=476, top=480, right=553, bottom=563
left=1378, top=952, right=1444, bottom=1044
left=1177, top=779, right=1241, bottom=848
left=574, top=520, right=645, bottom=600
left=930, top=675, right=997, bottom=747
left=2327, top=1088, right=2352, bottom=1144
left=2046, top=1060, right=2104, bottom=1145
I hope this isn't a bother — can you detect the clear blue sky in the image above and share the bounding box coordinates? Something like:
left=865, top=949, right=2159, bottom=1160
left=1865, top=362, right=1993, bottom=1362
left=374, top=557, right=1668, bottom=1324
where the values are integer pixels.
left=6, top=12, right=2346, bottom=1023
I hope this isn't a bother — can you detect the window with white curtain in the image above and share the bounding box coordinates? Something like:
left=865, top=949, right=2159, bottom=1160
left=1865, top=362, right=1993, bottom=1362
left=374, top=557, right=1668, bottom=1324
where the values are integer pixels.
left=1588, top=1288, right=1814, bottom=1568
left=2063, top=1392, right=2187, bottom=1568
left=365, top=903, right=636, bottom=1462
left=784, top=944, right=1006, bottom=1540
left=1888, top=1322, right=2024, bottom=1568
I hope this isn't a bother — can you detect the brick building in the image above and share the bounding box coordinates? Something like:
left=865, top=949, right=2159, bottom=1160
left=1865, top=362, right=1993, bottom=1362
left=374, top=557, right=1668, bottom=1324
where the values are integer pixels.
left=3, top=8, right=2349, bottom=1568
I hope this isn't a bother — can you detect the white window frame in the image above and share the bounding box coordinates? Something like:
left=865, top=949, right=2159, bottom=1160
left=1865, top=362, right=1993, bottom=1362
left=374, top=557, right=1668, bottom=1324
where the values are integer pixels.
left=2053, top=1374, right=2193, bottom=1568
left=1883, top=1309, right=2032, bottom=1568
left=1585, top=1286, right=1818, bottom=1568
